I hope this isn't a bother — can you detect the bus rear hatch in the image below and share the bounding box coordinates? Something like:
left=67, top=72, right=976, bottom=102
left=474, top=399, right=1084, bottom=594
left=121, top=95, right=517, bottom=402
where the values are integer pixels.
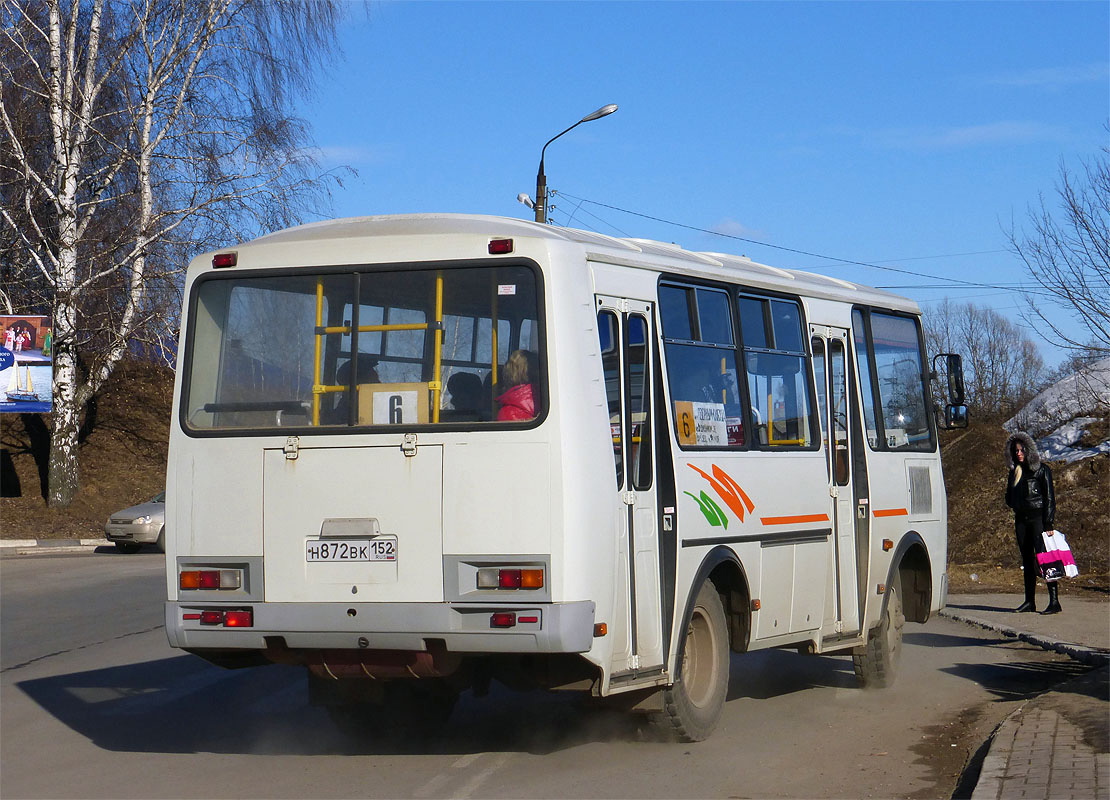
left=262, top=444, right=443, bottom=603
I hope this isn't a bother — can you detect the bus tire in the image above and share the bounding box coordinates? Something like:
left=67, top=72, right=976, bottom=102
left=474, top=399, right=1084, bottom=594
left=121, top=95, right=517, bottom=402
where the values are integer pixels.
left=853, top=583, right=904, bottom=688
left=657, top=581, right=729, bottom=742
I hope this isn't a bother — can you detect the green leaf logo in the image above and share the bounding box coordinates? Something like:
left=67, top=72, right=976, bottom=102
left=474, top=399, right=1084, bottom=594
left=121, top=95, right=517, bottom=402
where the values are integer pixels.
left=684, top=490, right=728, bottom=529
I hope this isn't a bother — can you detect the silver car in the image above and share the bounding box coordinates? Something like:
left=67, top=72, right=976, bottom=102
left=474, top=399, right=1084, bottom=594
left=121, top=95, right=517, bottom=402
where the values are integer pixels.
left=104, top=492, right=166, bottom=553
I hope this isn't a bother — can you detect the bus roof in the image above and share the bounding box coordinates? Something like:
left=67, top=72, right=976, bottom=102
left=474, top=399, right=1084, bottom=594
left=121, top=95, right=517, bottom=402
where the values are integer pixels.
left=233, top=213, right=920, bottom=313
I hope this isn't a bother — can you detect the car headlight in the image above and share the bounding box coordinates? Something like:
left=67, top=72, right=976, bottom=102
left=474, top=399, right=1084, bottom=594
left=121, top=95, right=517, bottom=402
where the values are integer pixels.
left=134, top=515, right=152, bottom=524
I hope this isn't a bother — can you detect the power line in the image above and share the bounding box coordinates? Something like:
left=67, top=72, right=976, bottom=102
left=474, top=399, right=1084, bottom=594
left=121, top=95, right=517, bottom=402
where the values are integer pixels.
left=553, top=190, right=1036, bottom=296
left=877, top=284, right=1032, bottom=290
left=796, top=249, right=1010, bottom=273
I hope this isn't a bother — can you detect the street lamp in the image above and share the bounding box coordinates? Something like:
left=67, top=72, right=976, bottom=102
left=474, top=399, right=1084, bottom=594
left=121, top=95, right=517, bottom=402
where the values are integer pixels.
left=534, top=103, right=618, bottom=224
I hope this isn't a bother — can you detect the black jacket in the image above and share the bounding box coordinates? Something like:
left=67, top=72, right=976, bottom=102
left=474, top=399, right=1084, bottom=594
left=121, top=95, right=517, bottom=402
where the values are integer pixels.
left=1004, top=431, right=1056, bottom=527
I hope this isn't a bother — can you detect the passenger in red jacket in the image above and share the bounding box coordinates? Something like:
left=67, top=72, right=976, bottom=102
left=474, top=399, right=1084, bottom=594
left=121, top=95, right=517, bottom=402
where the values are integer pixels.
left=496, top=350, right=538, bottom=421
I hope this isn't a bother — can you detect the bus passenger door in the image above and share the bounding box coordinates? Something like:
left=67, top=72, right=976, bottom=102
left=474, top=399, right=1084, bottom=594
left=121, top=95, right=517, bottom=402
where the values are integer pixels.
left=598, top=298, right=664, bottom=675
left=810, top=327, right=861, bottom=636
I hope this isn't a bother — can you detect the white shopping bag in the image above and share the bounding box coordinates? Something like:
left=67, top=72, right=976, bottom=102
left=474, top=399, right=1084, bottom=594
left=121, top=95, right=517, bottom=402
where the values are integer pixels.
left=1041, top=530, right=1079, bottom=579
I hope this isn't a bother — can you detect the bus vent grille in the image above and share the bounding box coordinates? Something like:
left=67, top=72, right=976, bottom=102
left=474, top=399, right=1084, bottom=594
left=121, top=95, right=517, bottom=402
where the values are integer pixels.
left=908, top=466, right=932, bottom=514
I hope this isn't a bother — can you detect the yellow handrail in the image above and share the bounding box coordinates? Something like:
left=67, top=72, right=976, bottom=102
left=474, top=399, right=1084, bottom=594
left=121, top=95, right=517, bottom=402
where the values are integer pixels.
left=767, top=392, right=804, bottom=446
left=431, top=272, right=444, bottom=422
left=316, top=322, right=429, bottom=334
left=312, top=280, right=324, bottom=425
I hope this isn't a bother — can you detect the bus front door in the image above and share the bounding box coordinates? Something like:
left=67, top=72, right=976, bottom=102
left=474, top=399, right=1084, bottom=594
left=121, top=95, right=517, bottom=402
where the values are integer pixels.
left=811, top=327, right=861, bottom=636
left=598, top=298, right=664, bottom=675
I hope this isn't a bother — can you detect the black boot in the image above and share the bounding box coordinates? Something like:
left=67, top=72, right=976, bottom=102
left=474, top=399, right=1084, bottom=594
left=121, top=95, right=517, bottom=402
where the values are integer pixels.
left=1017, top=562, right=1037, bottom=612
left=1042, top=582, right=1062, bottom=615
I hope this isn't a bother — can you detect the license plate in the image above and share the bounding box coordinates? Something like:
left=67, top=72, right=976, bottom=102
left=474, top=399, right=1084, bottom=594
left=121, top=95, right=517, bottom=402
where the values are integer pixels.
left=305, top=538, right=396, bottom=562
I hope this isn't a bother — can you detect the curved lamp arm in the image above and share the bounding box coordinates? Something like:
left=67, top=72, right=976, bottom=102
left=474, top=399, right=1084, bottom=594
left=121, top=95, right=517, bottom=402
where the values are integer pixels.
left=535, top=104, right=618, bottom=223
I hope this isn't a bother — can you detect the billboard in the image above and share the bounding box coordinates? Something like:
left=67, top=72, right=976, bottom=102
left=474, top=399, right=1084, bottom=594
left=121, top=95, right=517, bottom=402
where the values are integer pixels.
left=1, top=315, right=52, bottom=414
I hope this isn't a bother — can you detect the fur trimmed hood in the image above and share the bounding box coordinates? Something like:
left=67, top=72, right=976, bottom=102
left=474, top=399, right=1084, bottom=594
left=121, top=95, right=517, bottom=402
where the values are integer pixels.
left=1004, top=431, right=1041, bottom=472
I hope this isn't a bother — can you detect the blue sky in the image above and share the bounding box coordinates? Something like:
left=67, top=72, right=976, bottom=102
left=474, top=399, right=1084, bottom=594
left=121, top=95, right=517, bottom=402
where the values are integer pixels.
left=299, top=1, right=1109, bottom=367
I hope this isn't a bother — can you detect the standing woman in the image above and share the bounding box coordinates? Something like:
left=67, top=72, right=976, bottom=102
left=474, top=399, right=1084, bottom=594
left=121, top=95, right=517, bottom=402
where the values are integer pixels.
left=1004, top=432, right=1060, bottom=614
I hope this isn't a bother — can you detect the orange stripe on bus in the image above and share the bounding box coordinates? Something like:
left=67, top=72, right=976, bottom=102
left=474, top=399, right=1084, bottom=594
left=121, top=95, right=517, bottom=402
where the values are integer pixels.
left=872, top=508, right=909, bottom=517
left=760, top=514, right=830, bottom=525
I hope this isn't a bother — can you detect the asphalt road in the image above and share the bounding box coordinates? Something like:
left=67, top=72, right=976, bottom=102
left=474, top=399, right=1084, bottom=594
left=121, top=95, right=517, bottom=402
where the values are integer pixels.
left=0, top=551, right=1092, bottom=799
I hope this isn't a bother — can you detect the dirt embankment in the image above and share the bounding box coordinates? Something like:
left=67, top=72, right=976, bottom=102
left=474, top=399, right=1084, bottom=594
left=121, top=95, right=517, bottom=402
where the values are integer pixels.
left=2, top=363, right=1107, bottom=595
left=1, top=359, right=172, bottom=539
left=941, top=419, right=1109, bottom=595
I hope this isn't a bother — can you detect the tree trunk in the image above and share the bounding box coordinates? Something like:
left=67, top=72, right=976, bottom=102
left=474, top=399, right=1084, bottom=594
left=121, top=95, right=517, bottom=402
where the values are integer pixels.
left=48, top=289, right=80, bottom=507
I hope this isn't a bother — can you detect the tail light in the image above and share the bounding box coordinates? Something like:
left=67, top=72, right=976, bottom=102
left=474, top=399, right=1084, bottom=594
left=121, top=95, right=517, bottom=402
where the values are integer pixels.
left=224, top=610, right=253, bottom=627
left=180, top=568, right=243, bottom=591
left=189, top=609, right=253, bottom=627
left=476, top=567, right=544, bottom=590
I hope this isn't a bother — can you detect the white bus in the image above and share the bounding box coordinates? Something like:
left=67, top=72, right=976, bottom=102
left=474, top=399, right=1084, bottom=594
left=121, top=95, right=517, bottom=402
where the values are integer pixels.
left=165, top=214, right=966, bottom=741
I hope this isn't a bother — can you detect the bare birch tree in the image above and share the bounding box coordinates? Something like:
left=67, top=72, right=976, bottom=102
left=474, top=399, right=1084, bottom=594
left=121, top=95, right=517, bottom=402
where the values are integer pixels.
left=923, top=299, right=1045, bottom=418
left=1006, top=141, right=1110, bottom=357
left=1, top=0, right=347, bottom=506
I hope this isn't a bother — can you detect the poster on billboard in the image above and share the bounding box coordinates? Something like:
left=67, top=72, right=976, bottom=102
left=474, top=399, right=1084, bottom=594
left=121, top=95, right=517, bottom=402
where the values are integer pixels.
left=1, top=315, right=53, bottom=414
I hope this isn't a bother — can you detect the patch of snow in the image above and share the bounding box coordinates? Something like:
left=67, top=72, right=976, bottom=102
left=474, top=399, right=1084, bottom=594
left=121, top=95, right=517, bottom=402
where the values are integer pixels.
left=1005, top=356, right=1110, bottom=435
left=1037, top=417, right=1110, bottom=463
left=1005, top=357, right=1110, bottom=463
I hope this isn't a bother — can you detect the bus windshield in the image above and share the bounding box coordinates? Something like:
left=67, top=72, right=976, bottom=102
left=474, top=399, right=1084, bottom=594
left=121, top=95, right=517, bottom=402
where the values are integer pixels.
left=182, top=263, right=542, bottom=431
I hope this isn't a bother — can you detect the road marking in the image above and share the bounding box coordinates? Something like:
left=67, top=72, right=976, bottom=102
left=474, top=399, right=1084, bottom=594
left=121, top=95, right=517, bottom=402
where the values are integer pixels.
left=452, top=752, right=485, bottom=769
left=413, top=752, right=511, bottom=798
left=454, top=752, right=511, bottom=798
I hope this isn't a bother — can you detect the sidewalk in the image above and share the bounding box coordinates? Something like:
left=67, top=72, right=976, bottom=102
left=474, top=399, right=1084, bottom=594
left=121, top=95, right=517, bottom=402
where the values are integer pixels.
left=942, top=593, right=1110, bottom=800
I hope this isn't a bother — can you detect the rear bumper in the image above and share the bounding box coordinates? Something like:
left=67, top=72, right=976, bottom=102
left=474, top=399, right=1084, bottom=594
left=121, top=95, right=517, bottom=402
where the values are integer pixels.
left=165, top=600, right=596, bottom=654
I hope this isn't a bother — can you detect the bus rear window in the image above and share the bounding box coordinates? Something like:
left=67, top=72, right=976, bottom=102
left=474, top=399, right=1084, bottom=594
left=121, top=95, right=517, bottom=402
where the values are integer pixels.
left=182, top=264, right=543, bottom=431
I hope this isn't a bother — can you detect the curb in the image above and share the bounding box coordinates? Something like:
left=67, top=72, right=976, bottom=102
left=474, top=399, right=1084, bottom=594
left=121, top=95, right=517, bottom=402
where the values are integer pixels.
left=0, top=538, right=107, bottom=552
left=939, top=607, right=1110, bottom=668
left=970, top=705, right=1023, bottom=800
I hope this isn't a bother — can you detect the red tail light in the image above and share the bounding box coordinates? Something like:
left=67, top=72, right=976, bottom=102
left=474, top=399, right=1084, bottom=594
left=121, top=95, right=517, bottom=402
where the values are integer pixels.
left=224, top=610, right=253, bottom=627
left=193, top=609, right=252, bottom=627
left=490, top=612, right=516, bottom=628
left=498, top=569, right=522, bottom=589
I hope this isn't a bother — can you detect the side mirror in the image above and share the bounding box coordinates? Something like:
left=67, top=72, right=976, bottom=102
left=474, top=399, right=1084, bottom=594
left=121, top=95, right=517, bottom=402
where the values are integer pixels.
left=946, top=354, right=965, bottom=406
left=932, top=352, right=966, bottom=406
left=939, top=404, right=969, bottom=430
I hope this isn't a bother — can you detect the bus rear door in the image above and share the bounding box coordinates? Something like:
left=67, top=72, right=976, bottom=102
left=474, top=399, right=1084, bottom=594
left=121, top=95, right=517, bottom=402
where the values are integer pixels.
left=811, top=326, right=863, bottom=636
left=598, top=297, right=664, bottom=676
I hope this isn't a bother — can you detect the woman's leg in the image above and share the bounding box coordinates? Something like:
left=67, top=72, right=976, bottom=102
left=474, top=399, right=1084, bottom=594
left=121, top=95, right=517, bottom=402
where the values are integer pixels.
left=1015, top=518, right=1038, bottom=611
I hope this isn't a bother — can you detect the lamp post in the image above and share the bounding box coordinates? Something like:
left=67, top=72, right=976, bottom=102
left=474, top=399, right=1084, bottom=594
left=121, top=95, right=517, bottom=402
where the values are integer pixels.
left=534, top=104, right=618, bottom=224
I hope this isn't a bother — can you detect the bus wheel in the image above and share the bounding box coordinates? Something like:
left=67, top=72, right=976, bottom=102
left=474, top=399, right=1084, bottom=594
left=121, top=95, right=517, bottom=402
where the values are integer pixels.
left=853, top=583, right=904, bottom=688
left=657, top=581, right=729, bottom=742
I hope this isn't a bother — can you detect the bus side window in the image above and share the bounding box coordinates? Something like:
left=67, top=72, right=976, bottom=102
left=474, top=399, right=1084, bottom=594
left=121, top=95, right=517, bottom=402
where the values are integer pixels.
left=599, top=311, right=623, bottom=487
left=660, top=283, right=744, bottom=449
left=740, top=296, right=815, bottom=449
